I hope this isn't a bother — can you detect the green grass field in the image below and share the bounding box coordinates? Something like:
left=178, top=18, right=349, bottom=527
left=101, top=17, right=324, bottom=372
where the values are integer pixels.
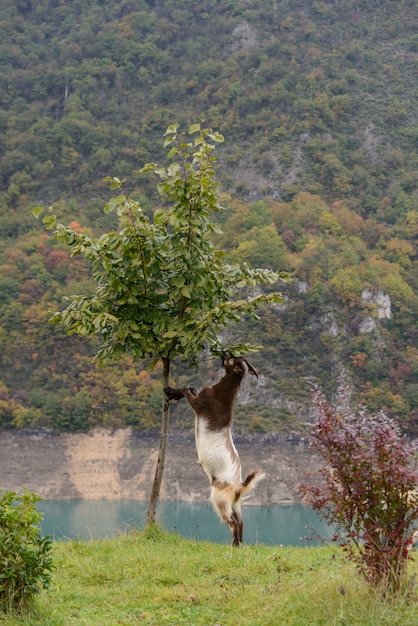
left=2, top=526, right=418, bottom=625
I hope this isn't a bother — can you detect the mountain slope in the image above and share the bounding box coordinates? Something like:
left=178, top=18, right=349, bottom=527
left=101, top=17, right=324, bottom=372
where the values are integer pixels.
left=0, top=0, right=417, bottom=434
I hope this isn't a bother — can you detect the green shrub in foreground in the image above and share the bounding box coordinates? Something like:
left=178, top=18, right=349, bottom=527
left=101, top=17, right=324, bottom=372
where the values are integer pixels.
left=0, top=489, right=53, bottom=613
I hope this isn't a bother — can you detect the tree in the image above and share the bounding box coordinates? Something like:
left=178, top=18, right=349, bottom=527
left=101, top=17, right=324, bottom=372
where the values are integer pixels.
left=33, top=123, right=287, bottom=526
left=230, top=225, right=289, bottom=270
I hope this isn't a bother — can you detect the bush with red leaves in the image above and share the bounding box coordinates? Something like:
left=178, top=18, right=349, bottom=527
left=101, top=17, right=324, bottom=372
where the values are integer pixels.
left=301, top=387, right=418, bottom=592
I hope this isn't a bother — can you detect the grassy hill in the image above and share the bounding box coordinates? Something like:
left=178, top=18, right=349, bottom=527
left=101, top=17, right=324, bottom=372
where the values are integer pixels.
left=4, top=528, right=418, bottom=625
left=0, top=0, right=418, bottom=433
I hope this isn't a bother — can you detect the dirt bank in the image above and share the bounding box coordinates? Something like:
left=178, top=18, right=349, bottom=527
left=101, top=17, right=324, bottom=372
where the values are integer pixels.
left=0, top=428, right=320, bottom=504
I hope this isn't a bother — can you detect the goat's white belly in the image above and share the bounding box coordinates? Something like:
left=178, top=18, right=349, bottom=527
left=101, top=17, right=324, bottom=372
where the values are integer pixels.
left=195, top=419, right=241, bottom=486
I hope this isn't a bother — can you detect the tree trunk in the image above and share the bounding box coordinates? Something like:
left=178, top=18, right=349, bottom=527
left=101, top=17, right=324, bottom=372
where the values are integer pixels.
left=146, top=356, right=170, bottom=526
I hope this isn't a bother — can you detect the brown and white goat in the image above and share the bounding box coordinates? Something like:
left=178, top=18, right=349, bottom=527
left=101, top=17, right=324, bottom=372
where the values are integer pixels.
left=164, top=352, right=265, bottom=546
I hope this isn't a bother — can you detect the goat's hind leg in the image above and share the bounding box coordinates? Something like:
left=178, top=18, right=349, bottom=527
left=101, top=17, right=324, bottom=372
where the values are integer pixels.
left=231, top=511, right=243, bottom=546
left=211, top=485, right=243, bottom=547
left=232, top=499, right=243, bottom=545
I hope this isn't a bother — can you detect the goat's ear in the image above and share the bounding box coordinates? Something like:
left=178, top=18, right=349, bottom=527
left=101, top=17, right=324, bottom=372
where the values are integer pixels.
left=221, top=351, right=232, bottom=365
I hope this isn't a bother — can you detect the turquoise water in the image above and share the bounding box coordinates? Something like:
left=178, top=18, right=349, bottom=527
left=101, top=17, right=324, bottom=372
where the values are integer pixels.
left=37, top=500, right=332, bottom=546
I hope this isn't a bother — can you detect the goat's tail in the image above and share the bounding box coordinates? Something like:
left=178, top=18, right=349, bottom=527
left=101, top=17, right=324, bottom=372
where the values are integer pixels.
left=239, top=469, right=266, bottom=497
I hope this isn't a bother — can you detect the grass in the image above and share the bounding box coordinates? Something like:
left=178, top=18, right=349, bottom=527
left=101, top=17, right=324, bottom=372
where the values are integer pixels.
left=2, top=525, right=418, bottom=625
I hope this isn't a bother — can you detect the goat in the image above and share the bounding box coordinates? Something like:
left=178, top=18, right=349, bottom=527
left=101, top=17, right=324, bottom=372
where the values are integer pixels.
left=164, top=352, right=265, bottom=546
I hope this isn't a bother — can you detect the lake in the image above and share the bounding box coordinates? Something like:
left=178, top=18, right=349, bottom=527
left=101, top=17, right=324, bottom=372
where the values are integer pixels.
left=37, top=500, right=332, bottom=546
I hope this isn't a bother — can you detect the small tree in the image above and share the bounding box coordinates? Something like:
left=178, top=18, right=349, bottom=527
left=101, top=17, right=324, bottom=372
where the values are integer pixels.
left=33, top=123, right=287, bottom=525
left=301, top=387, right=418, bottom=593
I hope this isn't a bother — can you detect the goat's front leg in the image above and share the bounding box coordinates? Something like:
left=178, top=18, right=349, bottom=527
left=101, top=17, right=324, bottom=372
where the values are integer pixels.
left=164, top=386, right=198, bottom=402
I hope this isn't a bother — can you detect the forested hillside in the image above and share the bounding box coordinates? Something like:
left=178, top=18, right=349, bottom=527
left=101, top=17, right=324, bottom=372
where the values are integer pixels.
left=1, top=0, right=418, bottom=434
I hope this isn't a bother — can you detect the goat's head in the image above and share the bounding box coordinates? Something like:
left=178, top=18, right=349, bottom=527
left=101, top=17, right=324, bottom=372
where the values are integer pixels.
left=221, top=352, right=259, bottom=378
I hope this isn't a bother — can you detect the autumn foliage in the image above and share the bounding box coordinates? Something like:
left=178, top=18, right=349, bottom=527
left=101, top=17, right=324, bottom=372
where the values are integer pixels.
left=301, top=387, right=418, bottom=592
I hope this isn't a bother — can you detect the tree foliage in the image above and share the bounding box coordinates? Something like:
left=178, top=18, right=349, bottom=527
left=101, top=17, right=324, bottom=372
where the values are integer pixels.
left=34, top=123, right=284, bottom=366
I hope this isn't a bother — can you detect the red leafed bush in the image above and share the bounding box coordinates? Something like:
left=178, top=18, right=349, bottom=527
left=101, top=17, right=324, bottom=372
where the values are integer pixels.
left=301, top=387, right=418, bottom=593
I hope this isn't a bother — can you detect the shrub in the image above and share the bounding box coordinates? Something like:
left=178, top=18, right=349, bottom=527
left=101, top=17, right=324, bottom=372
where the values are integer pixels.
left=301, top=387, right=418, bottom=593
left=0, top=489, right=53, bottom=613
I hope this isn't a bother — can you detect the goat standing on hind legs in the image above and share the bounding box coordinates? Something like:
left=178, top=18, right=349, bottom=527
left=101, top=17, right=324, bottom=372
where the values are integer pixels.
left=164, top=352, right=265, bottom=546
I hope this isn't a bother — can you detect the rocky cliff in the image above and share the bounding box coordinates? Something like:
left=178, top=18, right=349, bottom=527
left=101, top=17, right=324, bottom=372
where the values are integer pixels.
left=0, top=428, right=320, bottom=505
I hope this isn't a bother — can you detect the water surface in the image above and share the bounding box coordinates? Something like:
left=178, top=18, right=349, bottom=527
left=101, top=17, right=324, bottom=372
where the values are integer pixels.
left=37, top=500, right=332, bottom=546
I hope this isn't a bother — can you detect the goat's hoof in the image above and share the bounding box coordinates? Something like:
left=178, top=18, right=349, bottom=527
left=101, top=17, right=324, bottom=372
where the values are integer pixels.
left=231, top=537, right=242, bottom=547
left=163, top=387, right=184, bottom=401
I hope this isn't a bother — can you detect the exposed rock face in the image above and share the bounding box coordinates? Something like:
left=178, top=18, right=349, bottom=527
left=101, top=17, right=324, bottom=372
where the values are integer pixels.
left=361, top=288, right=392, bottom=319
left=228, top=21, right=258, bottom=53
left=0, top=428, right=320, bottom=505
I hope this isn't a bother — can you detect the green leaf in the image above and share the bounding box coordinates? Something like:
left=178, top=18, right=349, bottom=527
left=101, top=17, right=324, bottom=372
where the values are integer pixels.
left=181, top=286, right=191, bottom=298
left=163, top=136, right=175, bottom=147
left=105, top=176, right=126, bottom=190
left=209, top=131, right=224, bottom=143
left=164, top=123, right=179, bottom=135
left=31, top=206, right=44, bottom=219
left=104, top=199, right=116, bottom=213
left=167, top=162, right=181, bottom=177
left=169, top=213, right=180, bottom=228
left=157, top=182, right=170, bottom=195
left=140, top=162, right=158, bottom=173
left=107, top=238, right=121, bottom=252
left=189, top=123, right=201, bottom=134
left=154, top=209, right=167, bottom=225
left=42, top=214, right=57, bottom=230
